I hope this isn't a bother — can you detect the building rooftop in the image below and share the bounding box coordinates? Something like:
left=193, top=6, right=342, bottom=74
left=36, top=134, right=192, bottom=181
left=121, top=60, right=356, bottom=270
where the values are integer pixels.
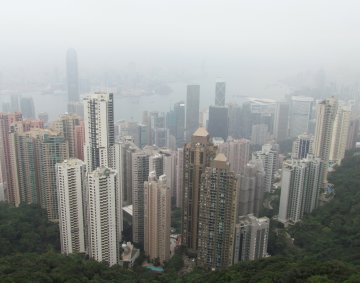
left=61, top=159, right=85, bottom=166
left=122, top=205, right=133, bottom=216
left=214, top=153, right=227, bottom=162
left=193, top=127, right=209, bottom=137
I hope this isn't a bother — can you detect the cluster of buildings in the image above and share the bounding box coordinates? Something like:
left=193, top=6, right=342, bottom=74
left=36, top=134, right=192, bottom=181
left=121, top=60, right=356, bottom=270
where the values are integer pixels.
left=0, top=49, right=359, bottom=271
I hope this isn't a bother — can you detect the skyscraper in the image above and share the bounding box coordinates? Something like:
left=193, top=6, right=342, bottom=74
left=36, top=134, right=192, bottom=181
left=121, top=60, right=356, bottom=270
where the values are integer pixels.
left=173, top=101, right=185, bottom=146
left=131, top=150, right=150, bottom=245
left=0, top=112, right=22, bottom=204
left=207, top=106, right=229, bottom=140
left=273, top=101, right=289, bottom=141
left=20, top=97, right=35, bottom=119
left=38, top=130, right=69, bottom=221
left=313, top=97, right=338, bottom=183
left=237, top=160, right=265, bottom=217
left=233, top=215, right=269, bottom=263
left=215, top=81, right=226, bottom=106
left=329, top=105, right=351, bottom=165
left=144, top=173, right=171, bottom=264
left=218, top=138, right=250, bottom=175
left=83, top=92, right=114, bottom=172
left=38, top=112, right=49, bottom=124
left=10, top=95, right=20, bottom=112
left=252, top=144, right=279, bottom=193
left=9, top=123, right=44, bottom=206
left=197, top=153, right=237, bottom=270
left=161, top=149, right=177, bottom=199
left=182, top=127, right=217, bottom=251
left=289, top=96, right=314, bottom=137
left=68, top=101, right=84, bottom=118
left=74, top=121, right=85, bottom=161
left=278, top=155, right=322, bottom=224
left=346, top=114, right=359, bottom=151
left=292, top=134, right=314, bottom=159
left=66, top=48, right=79, bottom=102
left=227, top=103, right=242, bottom=138
left=175, top=147, right=184, bottom=208
left=87, top=166, right=120, bottom=266
left=51, top=113, right=81, bottom=158
left=185, top=85, right=200, bottom=142
left=56, top=159, right=86, bottom=255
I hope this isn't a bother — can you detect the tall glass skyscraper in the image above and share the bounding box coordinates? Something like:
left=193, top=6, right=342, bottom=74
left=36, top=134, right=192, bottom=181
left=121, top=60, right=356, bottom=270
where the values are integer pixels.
left=66, top=48, right=79, bottom=102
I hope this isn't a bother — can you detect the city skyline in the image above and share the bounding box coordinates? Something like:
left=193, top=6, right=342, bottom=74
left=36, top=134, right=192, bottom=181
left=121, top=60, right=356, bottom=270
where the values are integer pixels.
left=0, top=1, right=359, bottom=276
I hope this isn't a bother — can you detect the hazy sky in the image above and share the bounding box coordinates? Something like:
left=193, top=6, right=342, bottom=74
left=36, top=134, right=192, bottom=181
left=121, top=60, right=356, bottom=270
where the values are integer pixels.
left=1, top=0, right=360, bottom=90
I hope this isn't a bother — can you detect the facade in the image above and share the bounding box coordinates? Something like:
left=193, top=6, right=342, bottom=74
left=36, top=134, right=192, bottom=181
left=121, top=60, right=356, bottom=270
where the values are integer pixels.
left=38, top=130, right=69, bottom=221
left=207, top=105, right=229, bottom=140
left=329, top=105, right=351, bottom=165
left=182, top=127, right=217, bottom=251
left=346, top=115, right=359, bottom=150
left=175, top=147, right=184, bottom=208
left=83, top=92, right=114, bottom=172
left=289, top=96, right=314, bottom=137
left=237, top=160, right=265, bottom=217
left=215, top=81, right=226, bottom=106
left=131, top=150, right=150, bottom=245
left=56, top=159, right=86, bottom=255
left=197, top=153, right=237, bottom=270
left=185, top=85, right=200, bottom=142
left=0, top=112, right=22, bottom=204
left=174, top=101, right=185, bottom=146
left=87, top=166, right=120, bottom=266
left=9, top=124, right=43, bottom=205
left=227, top=103, right=242, bottom=138
left=313, top=97, right=338, bottom=183
left=233, top=215, right=269, bottom=263
left=66, top=48, right=79, bottom=102
left=52, top=113, right=81, bottom=158
left=251, top=124, right=270, bottom=145
left=161, top=149, right=177, bottom=198
left=252, top=144, right=279, bottom=193
left=218, top=138, right=250, bottom=175
left=144, top=173, right=171, bottom=264
left=292, top=134, right=314, bottom=159
left=74, top=121, right=85, bottom=161
left=67, top=101, right=84, bottom=118
left=20, top=97, right=35, bottom=119
left=38, top=112, right=49, bottom=124
left=278, top=155, right=322, bottom=224
left=273, top=101, right=289, bottom=141
left=240, top=98, right=276, bottom=141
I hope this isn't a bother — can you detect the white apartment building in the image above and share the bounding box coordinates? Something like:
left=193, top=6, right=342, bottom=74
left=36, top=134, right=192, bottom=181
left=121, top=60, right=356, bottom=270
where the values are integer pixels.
left=144, top=173, right=171, bottom=264
left=233, top=214, right=269, bottom=263
left=87, top=166, right=119, bottom=266
left=83, top=92, right=114, bottom=172
left=56, top=159, right=86, bottom=255
left=278, top=155, right=322, bottom=224
left=252, top=144, right=279, bottom=192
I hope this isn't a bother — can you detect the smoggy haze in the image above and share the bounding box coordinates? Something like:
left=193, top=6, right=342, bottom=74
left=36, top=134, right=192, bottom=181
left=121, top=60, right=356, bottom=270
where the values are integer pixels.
left=1, top=0, right=360, bottom=100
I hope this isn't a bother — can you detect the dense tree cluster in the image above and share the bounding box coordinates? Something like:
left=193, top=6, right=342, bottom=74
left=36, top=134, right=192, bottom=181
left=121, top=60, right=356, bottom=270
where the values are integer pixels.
left=1, top=152, right=360, bottom=282
left=0, top=203, right=59, bottom=256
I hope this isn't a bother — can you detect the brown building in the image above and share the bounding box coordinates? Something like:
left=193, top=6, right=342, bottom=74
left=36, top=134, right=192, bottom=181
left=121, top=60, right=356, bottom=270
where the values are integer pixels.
left=12, top=128, right=68, bottom=220
left=144, top=173, right=171, bottom=264
left=51, top=113, right=81, bottom=158
left=197, top=153, right=237, bottom=270
left=74, top=121, right=85, bottom=161
left=0, top=112, right=22, bottom=205
left=182, top=127, right=217, bottom=251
